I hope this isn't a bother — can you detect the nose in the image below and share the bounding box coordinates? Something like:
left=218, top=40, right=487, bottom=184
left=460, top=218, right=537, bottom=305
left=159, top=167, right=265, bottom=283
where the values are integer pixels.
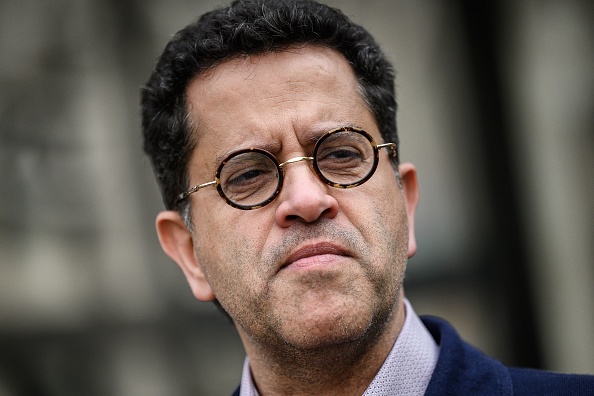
left=274, top=158, right=339, bottom=227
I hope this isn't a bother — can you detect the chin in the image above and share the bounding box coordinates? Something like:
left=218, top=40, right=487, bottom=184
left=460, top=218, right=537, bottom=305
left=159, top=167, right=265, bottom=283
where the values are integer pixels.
left=277, top=300, right=392, bottom=352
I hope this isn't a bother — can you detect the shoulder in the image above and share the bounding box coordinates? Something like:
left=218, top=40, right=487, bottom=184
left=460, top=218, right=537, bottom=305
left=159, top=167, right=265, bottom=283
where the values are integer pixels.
left=509, top=367, right=594, bottom=395
left=421, top=316, right=594, bottom=395
left=421, top=316, right=513, bottom=395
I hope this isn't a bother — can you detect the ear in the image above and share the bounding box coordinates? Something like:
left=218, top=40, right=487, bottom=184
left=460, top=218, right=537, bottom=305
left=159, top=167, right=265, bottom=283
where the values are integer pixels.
left=398, top=163, right=419, bottom=258
left=155, top=211, right=216, bottom=302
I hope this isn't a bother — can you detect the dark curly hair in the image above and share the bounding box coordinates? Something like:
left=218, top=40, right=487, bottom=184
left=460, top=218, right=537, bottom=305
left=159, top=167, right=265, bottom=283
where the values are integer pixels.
left=141, top=0, right=398, bottom=221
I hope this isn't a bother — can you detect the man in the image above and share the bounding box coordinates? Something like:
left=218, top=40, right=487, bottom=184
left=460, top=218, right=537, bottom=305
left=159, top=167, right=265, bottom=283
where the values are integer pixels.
left=141, top=0, right=594, bottom=394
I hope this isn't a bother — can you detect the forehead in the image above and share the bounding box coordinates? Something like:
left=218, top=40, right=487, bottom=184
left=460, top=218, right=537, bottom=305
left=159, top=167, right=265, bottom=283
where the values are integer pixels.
left=185, top=45, right=377, bottom=164
left=192, top=44, right=357, bottom=87
left=195, top=46, right=354, bottom=88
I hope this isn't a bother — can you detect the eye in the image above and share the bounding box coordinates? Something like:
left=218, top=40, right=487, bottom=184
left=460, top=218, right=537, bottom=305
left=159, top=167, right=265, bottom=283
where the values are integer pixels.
left=225, top=167, right=272, bottom=187
left=322, top=147, right=363, bottom=160
left=314, top=130, right=376, bottom=184
left=317, top=145, right=364, bottom=170
left=218, top=151, right=280, bottom=204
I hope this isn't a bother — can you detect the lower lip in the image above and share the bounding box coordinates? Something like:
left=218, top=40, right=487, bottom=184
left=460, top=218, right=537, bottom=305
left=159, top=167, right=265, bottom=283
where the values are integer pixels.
left=283, top=254, right=346, bottom=271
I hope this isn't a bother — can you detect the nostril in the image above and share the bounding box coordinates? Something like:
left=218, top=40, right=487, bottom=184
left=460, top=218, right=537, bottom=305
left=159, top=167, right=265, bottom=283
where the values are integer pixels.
left=274, top=169, right=340, bottom=226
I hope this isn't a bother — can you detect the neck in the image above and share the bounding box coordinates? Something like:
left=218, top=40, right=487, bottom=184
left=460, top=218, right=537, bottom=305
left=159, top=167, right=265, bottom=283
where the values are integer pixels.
left=240, top=298, right=406, bottom=396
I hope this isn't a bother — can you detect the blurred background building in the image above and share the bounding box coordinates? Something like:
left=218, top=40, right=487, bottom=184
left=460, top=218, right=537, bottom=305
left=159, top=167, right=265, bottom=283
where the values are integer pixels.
left=0, top=0, right=592, bottom=395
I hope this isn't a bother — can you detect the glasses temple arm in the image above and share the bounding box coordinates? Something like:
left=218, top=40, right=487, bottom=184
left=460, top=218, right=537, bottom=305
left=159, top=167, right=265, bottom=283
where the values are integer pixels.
left=377, top=142, right=397, bottom=158
left=176, top=180, right=217, bottom=203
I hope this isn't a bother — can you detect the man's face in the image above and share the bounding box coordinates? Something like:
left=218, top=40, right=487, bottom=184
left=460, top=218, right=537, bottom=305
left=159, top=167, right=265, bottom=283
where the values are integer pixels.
left=161, top=45, right=417, bottom=353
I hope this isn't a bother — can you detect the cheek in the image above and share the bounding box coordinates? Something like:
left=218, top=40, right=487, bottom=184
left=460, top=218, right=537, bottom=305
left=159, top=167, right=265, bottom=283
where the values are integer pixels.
left=348, top=172, right=409, bottom=264
left=345, top=168, right=403, bottom=227
left=191, top=208, right=271, bottom=290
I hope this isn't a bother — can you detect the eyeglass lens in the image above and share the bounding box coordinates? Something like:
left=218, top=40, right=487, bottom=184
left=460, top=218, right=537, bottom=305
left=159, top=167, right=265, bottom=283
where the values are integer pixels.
left=314, top=130, right=375, bottom=185
left=218, top=151, right=281, bottom=207
left=218, top=130, right=376, bottom=208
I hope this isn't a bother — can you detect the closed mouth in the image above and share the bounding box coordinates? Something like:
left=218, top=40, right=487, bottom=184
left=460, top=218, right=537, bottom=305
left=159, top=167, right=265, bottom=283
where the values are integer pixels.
left=281, top=242, right=350, bottom=271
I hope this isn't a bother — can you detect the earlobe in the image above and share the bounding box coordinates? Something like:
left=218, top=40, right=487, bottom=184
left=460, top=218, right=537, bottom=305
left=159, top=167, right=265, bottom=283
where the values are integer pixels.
left=398, top=163, right=419, bottom=258
left=155, top=211, right=216, bottom=302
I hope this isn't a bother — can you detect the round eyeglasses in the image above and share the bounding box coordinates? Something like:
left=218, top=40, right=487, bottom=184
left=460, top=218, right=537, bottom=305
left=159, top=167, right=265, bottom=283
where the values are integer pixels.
left=176, top=126, right=397, bottom=210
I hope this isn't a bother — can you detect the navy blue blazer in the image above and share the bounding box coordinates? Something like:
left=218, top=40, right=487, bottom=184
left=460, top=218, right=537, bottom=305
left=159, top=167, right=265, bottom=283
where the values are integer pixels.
left=232, top=316, right=594, bottom=395
left=422, top=316, right=593, bottom=395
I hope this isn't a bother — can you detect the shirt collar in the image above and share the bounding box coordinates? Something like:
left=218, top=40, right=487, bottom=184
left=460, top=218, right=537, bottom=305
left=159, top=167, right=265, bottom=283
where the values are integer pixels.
left=239, top=298, right=439, bottom=396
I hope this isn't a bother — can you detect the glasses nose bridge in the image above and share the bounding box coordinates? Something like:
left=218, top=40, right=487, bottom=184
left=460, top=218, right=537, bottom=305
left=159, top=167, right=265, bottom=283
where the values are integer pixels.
left=278, top=155, right=315, bottom=170
left=278, top=155, right=319, bottom=182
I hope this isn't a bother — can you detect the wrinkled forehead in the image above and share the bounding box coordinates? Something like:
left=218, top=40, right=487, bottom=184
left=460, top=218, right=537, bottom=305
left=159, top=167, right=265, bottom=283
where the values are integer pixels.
left=183, top=45, right=369, bottom=147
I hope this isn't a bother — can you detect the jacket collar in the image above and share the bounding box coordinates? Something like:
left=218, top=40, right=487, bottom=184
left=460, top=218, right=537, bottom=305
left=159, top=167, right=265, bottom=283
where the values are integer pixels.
left=422, top=316, right=513, bottom=396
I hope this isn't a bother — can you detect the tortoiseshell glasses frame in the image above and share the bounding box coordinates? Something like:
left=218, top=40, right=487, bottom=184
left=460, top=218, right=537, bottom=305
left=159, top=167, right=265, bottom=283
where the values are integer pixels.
left=176, top=126, right=397, bottom=210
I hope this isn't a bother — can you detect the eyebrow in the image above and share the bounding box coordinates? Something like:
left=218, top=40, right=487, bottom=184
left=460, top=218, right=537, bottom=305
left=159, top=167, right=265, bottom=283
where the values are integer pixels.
left=210, top=139, right=281, bottom=170
left=300, top=130, right=324, bottom=146
left=299, top=122, right=361, bottom=145
left=209, top=123, right=362, bottom=169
